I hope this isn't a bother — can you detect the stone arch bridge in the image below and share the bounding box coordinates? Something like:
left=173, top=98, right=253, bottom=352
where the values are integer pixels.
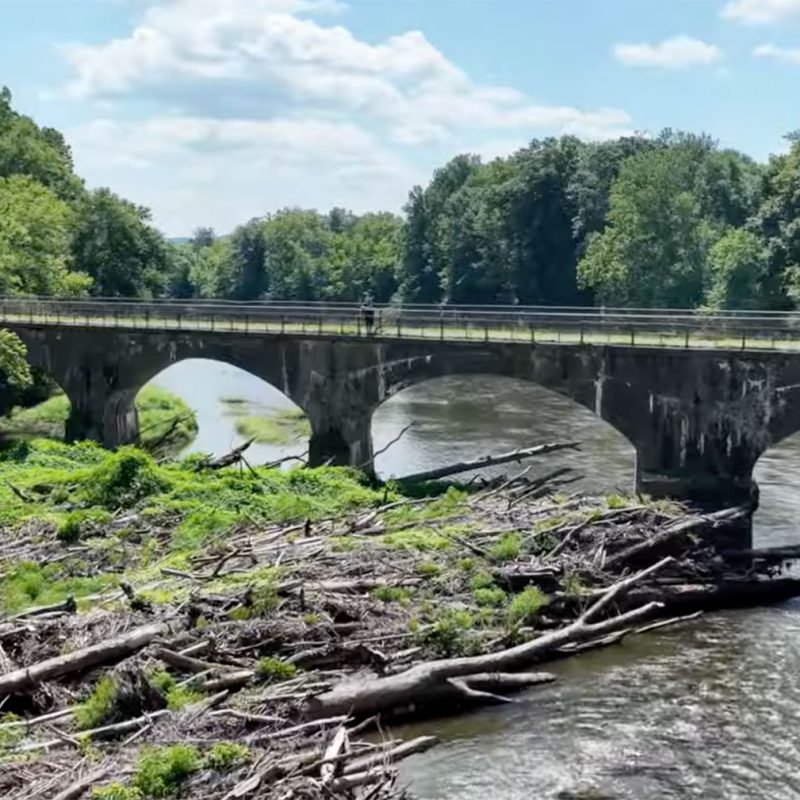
left=9, top=320, right=800, bottom=518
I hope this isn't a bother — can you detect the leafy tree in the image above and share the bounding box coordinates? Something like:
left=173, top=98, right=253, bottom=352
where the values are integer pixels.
left=399, top=155, right=481, bottom=302
left=0, top=329, right=32, bottom=390
left=0, top=87, right=82, bottom=200
left=262, top=209, right=331, bottom=300
left=704, top=229, right=766, bottom=310
left=578, top=145, right=721, bottom=307
left=227, top=219, right=269, bottom=300
left=0, top=175, right=90, bottom=296
left=189, top=227, right=215, bottom=250
left=71, top=188, right=173, bottom=297
left=751, top=138, right=800, bottom=308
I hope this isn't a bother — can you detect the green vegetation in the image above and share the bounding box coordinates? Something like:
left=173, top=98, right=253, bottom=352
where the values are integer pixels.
left=507, top=587, right=550, bottom=626
left=256, top=657, right=297, bottom=682
left=91, top=784, right=143, bottom=800
left=148, top=670, right=203, bottom=711
left=489, top=533, right=522, bottom=562
left=230, top=407, right=310, bottom=445
left=75, top=675, right=120, bottom=730
left=417, top=608, right=480, bottom=657
left=132, top=745, right=201, bottom=797
left=0, top=386, right=197, bottom=454
left=205, top=742, right=251, bottom=771
left=473, top=586, right=507, bottom=607
left=0, top=439, right=390, bottom=615
left=372, top=585, right=412, bottom=603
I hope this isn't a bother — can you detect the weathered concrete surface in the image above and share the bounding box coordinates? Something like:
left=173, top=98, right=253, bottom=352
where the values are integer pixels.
left=11, top=323, right=800, bottom=541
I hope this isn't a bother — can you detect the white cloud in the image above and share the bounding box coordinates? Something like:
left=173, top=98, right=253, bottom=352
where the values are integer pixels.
left=55, top=0, right=634, bottom=232
left=68, top=115, right=418, bottom=235
left=614, top=36, right=722, bottom=69
left=754, top=42, right=800, bottom=64
left=721, top=0, right=800, bottom=23
left=61, top=0, right=631, bottom=143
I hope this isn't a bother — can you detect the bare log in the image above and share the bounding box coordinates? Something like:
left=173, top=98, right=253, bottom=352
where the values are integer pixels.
left=0, top=622, right=168, bottom=696
left=397, top=441, right=580, bottom=484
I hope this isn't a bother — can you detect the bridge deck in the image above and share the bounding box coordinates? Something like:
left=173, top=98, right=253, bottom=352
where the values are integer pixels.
left=3, top=298, right=800, bottom=353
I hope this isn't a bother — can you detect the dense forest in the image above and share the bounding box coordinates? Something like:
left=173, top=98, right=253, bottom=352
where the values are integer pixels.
left=2, top=86, right=800, bottom=312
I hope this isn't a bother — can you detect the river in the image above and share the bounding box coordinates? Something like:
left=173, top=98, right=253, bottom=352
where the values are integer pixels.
left=149, top=358, right=800, bottom=800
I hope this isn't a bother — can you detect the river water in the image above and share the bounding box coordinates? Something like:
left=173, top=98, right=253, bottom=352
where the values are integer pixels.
left=149, top=359, right=800, bottom=800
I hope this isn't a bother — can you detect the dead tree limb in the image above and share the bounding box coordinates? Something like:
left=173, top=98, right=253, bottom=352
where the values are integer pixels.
left=397, top=441, right=580, bottom=484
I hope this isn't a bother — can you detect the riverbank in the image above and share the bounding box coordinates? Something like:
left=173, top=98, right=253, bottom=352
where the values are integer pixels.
left=0, top=441, right=798, bottom=799
left=0, top=387, right=198, bottom=454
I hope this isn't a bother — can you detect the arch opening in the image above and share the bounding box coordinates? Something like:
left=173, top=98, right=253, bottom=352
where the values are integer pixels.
left=371, top=374, right=636, bottom=492
left=140, top=358, right=309, bottom=462
left=0, top=370, right=70, bottom=444
left=753, top=432, right=800, bottom=547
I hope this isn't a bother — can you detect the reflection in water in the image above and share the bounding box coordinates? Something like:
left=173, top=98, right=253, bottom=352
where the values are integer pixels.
left=148, top=360, right=800, bottom=800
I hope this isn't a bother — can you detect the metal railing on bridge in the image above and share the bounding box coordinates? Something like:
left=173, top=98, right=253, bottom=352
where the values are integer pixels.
left=2, top=297, right=800, bottom=352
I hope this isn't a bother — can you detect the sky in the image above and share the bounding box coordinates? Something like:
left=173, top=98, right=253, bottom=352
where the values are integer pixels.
left=2, top=0, right=800, bottom=236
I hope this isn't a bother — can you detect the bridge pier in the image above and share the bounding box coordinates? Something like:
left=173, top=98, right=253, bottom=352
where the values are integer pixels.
left=61, top=368, right=139, bottom=449
left=634, top=427, right=760, bottom=550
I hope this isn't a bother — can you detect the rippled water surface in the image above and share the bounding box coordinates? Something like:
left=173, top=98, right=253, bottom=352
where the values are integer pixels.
left=147, top=360, right=800, bottom=800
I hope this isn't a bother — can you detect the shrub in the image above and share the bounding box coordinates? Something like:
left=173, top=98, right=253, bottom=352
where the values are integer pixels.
left=371, top=585, right=411, bottom=603
left=75, top=675, right=119, bottom=731
left=414, top=561, right=441, bottom=577
left=91, top=784, right=143, bottom=800
left=57, top=511, right=84, bottom=544
left=469, top=571, right=496, bottom=591
left=257, top=657, right=297, bottom=682
left=489, top=533, right=521, bottom=562
left=205, top=742, right=251, bottom=771
left=147, top=669, right=202, bottom=711
left=417, top=608, right=479, bottom=657
left=473, top=586, right=506, bottom=607
left=507, top=586, right=549, bottom=626
left=84, top=448, right=168, bottom=509
left=132, top=745, right=201, bottom=797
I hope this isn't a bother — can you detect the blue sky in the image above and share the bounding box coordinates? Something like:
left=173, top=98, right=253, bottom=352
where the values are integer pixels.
left=2, top=0, right=800, bottom=235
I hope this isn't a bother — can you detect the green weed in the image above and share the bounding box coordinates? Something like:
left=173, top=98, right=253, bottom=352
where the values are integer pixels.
left=257, top=657, right=297, bottom=682
left=372, top=585, right=411, bottom=603
left=507, top=586, right=549, bottom=626
left=473, top=586, right=506, bottom=607
left=91, top=784, right=143, bottom=800
left=489, top=533, right=521, bottom=562
left=205, top=742, right=251, bottom=771
left=132, top=745, right=201, bottom=797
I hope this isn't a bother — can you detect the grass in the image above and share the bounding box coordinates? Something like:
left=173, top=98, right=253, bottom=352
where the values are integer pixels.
left=229, top=406, right=310, bottom=445
left=0, top=439, right=392, bottom=615
left=0, top=386, right=198, bottom=454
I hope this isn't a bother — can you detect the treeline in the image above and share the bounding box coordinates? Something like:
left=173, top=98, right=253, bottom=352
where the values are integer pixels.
left=179, top=131, right=800, bottom=311
left=4, top=85, right=800, bottom=311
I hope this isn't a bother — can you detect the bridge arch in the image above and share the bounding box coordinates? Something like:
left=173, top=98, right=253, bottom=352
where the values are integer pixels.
left=138, top=358, right=308, bottom=459
left=371, top=372, right=636, bottom=489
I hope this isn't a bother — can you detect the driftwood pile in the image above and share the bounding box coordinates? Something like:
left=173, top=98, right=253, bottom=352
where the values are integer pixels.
left=1, top=455, right=799, bottom=800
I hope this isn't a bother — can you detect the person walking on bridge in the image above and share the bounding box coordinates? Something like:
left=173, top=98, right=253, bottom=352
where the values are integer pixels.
left=360, top=292, right=375, bottom=336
